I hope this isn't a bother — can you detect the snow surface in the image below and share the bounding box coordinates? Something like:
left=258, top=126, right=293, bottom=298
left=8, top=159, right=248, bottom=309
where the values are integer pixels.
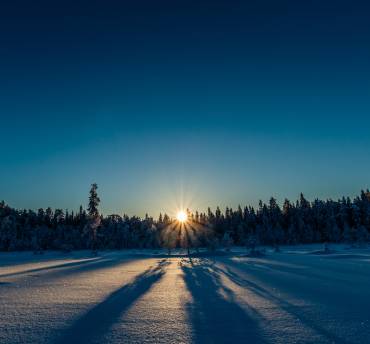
left=1, top=245, right=370, bottom=343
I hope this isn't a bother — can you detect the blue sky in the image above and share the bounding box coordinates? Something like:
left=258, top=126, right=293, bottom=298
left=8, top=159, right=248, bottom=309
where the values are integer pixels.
left=1, top=0, right=370, bottom=216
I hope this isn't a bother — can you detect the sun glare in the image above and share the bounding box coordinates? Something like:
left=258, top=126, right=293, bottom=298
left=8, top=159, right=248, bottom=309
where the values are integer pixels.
left=176, top=210, right=188, bottom=223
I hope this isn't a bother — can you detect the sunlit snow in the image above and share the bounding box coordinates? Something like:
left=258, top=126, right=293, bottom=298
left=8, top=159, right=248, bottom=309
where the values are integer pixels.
left=0, top=245, right=370, bottom=343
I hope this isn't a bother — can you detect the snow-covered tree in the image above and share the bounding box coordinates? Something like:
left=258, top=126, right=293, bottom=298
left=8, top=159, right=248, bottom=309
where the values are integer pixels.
left=222, top=231, right=234, bottom=251
left=87, top=183, right=101, bottom=253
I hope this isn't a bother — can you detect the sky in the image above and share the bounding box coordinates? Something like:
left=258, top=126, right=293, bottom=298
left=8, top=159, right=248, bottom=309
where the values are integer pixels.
left=1, top=0, right=370, bottom=217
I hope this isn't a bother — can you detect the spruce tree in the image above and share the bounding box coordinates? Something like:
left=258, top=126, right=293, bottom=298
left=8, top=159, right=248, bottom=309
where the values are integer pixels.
left=87, top=183, right=101, bottom=254
left=88, top=183, right=100, bottom=218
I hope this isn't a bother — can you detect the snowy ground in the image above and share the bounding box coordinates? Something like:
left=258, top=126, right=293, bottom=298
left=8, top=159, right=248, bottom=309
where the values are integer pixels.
left=1, top=245, right=370, bottom=344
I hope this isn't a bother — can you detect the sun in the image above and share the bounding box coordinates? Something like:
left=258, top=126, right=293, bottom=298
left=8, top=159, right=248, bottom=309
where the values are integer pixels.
left=176, top=210, right=188, bottom=223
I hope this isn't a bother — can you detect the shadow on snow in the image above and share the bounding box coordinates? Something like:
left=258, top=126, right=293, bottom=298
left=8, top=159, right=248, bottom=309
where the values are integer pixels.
left=216, top=258, right=351, bottom=344
left=181, top=258, right=267, bottom=344
left=53, top=259, right=168, bottom=344
left=0, top=257, right=106, bottom=278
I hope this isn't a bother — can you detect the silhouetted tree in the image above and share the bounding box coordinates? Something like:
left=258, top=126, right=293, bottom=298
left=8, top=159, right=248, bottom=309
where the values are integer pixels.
left=1, top=188, right=370, bottom=252
left=87, top=183, right=101, bottom=253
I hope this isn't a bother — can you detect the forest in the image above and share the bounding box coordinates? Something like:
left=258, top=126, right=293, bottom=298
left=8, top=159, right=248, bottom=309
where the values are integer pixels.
left=0, top=184, right=370, bottom=252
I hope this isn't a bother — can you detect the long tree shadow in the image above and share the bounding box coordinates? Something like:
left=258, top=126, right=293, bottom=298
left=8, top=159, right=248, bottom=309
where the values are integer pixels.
left=232, top=256, right=357, bottom=284
left=182, top=260, right=267, bottom=344
left=0, top=257, right=105, bottom=278
left=215, top=258, right=350, bottom=344
left=0, top=281, right=11, bottom=286
left=0, top=254, right=147, bottom=283
left=53, top=259, right=168, bottom=344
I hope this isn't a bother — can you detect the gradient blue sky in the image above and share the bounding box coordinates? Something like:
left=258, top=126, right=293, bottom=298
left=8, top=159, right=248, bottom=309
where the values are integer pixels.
left=1, top=0, right=370, bottom=216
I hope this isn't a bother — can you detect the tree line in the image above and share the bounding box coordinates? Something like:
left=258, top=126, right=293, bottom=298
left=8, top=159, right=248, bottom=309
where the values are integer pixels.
left=0, top=184, right=369, bottom=252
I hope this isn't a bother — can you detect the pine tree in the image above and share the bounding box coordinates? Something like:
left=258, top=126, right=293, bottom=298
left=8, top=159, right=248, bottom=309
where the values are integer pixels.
left=87, top=183, right=101, bottom=254
left=88, top=183, right=100, bottom=218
